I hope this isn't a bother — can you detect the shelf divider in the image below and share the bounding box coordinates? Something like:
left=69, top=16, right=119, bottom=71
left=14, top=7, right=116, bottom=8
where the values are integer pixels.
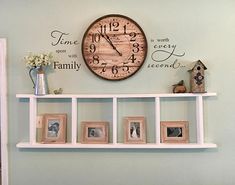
left=112, top=97, right=117, bottom=144
left=196, top=95, right=204, bottom=144
left=155, top=97, right=161, bottom=144
left=29, top=97, right=37, bottom=144
left=71, top=97, right=77, bottom=144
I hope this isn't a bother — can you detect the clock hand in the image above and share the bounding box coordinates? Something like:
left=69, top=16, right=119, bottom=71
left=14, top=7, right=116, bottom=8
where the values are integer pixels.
left=98, top=31, right=122, bottom=56
left=104, top=34, right=123, bottom=56
left=105, top=36, right=122, bottom=56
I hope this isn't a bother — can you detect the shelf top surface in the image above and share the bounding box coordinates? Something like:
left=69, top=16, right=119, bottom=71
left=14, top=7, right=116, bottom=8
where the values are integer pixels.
left=16, top=92, right=217, bottom=99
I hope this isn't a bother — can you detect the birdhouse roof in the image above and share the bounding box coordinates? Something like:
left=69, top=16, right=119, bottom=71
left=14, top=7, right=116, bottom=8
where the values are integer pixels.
left=188, top=60, right=207, bottom=71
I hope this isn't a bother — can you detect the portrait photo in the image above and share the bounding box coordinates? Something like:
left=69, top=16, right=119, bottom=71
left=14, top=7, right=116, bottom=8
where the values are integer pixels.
left=41, top=114, right=67, bottom=144
left=161, top=121, right=189, bottom=143
left=81, top=121, right=109, bottom=144
left=124, top=117, right=146, bottom=144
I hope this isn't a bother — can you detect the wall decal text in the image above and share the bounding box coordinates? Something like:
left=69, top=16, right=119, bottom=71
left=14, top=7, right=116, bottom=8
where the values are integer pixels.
left=50, top=30, right=81, bottom=72
left=148, top=38, right=186, bottom=69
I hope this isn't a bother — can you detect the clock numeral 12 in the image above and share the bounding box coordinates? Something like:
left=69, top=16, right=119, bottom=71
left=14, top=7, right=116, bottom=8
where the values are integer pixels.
left=109, top=22, right=119, bottom=32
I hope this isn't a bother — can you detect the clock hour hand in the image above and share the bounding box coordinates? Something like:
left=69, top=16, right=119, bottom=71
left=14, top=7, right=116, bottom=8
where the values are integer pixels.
left=98, top=31, right=122, bottom=56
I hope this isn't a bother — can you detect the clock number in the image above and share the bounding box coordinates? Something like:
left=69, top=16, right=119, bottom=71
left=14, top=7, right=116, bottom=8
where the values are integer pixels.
left=123, top=25, right=127, bottom=34
left=132, top=43, right=140, bottom=53
left=101, top=63, right=107, bottom=73
left=100, top=25, right=107, bottom=34
left=129, top=32, right=136, bottom=42
left=93, top=55, right=99, bottom=64
left=92, top=33, right=100, bottom=43
left=122, top=62, right=130, bottom=72
left=109, top=22, right=119, bottom=32
left=89, top=44, right=96, bottom=53
left=112, top=65, right=118, bottom=74
left=128, top=54, right=136, bottom=63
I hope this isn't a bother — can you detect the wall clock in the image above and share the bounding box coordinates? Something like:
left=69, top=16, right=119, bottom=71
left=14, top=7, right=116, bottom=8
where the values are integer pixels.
left=82, top=14, right=148, bottom=80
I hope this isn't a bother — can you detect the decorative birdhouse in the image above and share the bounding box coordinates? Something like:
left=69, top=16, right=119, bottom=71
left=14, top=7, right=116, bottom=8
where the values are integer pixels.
left=188, top=60, right=207, bottom=93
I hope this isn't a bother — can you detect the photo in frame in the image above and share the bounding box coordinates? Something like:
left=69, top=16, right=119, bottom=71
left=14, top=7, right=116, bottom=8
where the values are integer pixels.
left=161, top=121, right=189, bottom=143
left=41, top=114, right=67, bottom=144
left=124, top=117, right=146, bottom=144
left=81, top=121, right=109, bottom=144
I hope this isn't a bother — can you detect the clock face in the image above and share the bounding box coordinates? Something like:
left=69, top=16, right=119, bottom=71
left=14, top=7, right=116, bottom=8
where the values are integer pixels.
left=82, top=14, right=148, bottom=80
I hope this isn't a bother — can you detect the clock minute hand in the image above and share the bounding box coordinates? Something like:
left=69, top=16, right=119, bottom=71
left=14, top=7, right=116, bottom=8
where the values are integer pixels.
left=105, top=34, right=123, bottom=56
left=98, top=31, right=115, bottom=48
left=99, top=31, right=122, bottom=56
left=106, top=35, right=122, bottom=56
left=98, top=31, right=122, bottom=56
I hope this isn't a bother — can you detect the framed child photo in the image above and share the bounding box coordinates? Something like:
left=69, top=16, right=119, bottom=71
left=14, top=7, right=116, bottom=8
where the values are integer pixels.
left=161, top=121, right=189, bottom=143
left=41, top=114, right=67, bottom=144
left=81, top=121, right=109, bottom=144
left=124, top=117, right=146, bottom=144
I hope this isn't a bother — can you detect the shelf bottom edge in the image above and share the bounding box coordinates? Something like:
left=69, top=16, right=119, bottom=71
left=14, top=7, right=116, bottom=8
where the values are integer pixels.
left=16, top=142, right=217, bottom=149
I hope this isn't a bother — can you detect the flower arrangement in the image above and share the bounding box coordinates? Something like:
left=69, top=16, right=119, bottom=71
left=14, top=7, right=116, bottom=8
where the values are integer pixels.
left=24, top=52, right=53, bottom=69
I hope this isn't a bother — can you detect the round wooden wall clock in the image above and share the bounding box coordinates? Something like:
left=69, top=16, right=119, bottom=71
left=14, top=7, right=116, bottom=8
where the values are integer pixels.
left=82, top=14, right=148, bottom=80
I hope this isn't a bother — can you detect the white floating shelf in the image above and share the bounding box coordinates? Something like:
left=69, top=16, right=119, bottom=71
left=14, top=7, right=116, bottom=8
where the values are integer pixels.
left=16, top=93, right=217, bottom=150
left=16, top=142, right=217, bottom=149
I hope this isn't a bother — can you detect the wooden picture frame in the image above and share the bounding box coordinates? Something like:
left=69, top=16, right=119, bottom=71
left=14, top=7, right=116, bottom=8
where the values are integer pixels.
left=41, top=114, right=67, bottom=144
left=161, top=121, right=189, bottom=143
left=124, top=117, right=146, bottom=144
left=81, top=121, right=109, bottom=144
